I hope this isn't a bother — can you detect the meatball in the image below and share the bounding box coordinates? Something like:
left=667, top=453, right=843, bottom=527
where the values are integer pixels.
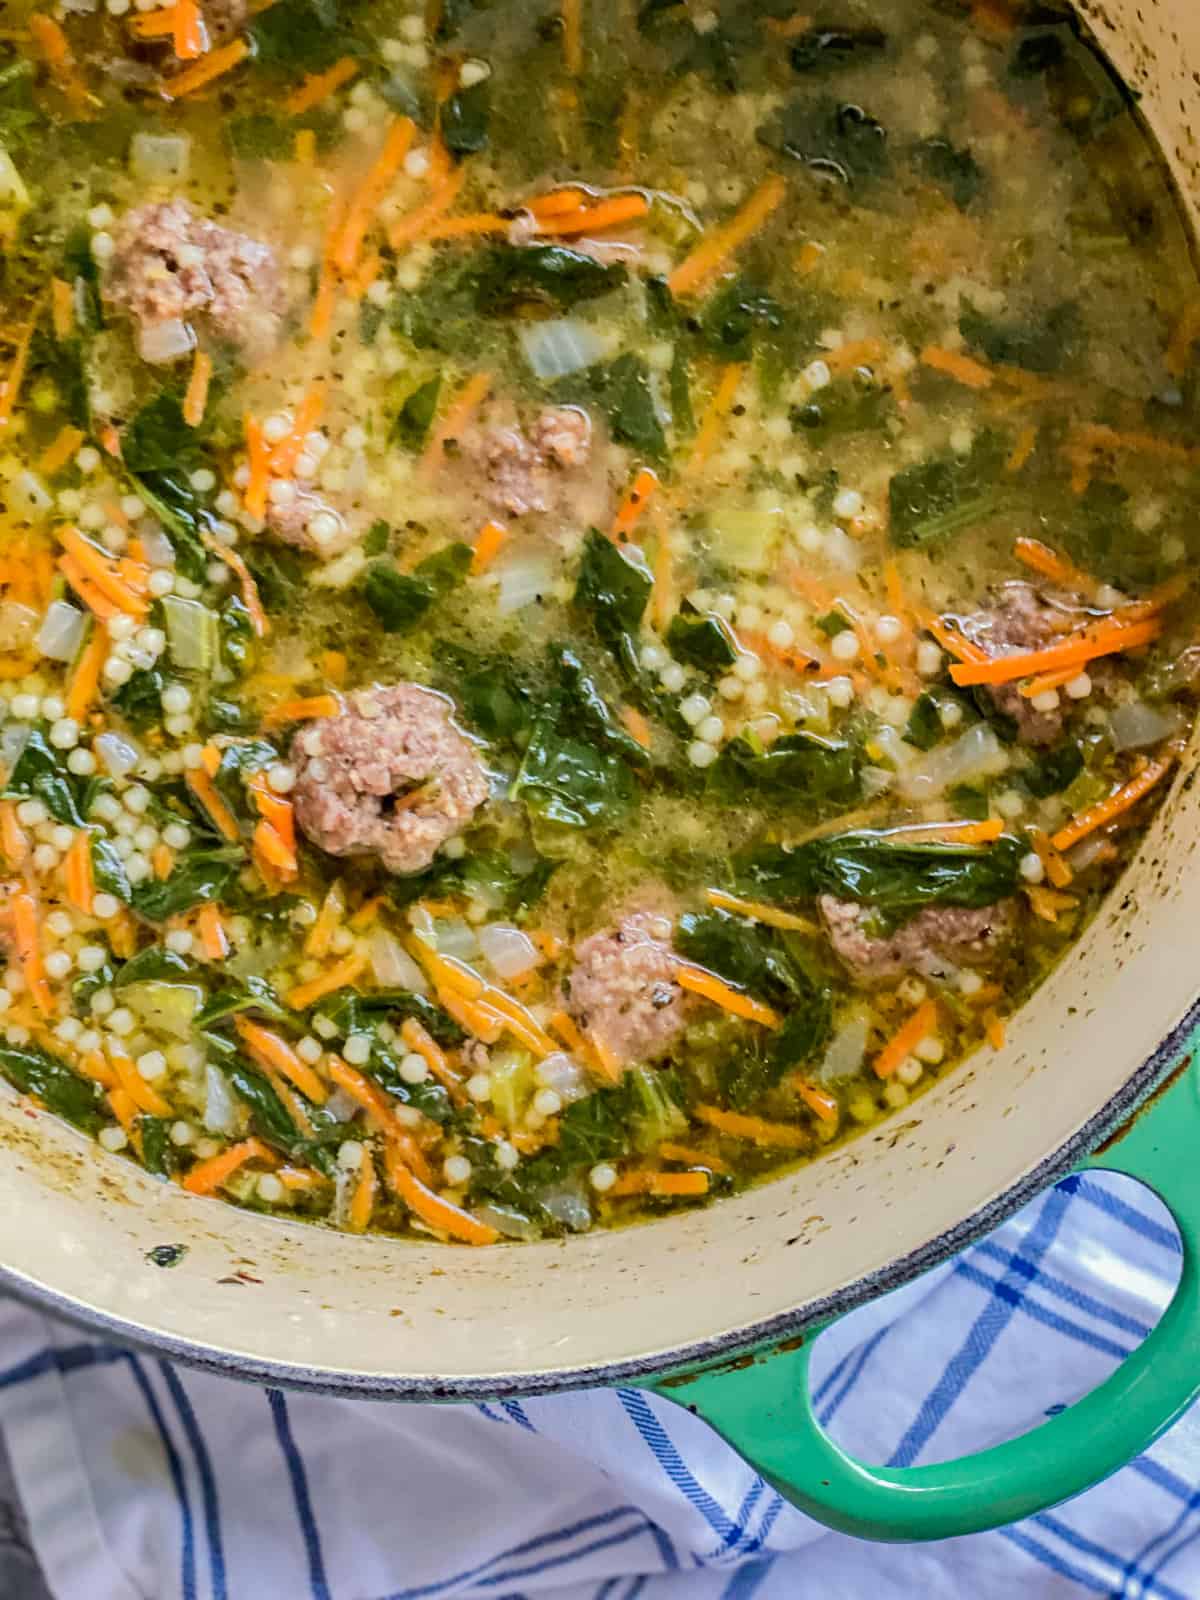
left=958, top=582, right=1079, bottom=746
left=453, top=403, right=625, bottom=530
left=291, top=685, right=488, bottom=875
left=103, top=200, right=283, bottom=355
left=567, top=911, right=689, bottom=1068
left=819, top=895, right=1017, bottom=986
left=264, top=485, right=356, bottom=559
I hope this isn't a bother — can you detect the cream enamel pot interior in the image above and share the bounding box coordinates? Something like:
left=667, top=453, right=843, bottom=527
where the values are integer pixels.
left=5, top=0, right=1200, bottom=1544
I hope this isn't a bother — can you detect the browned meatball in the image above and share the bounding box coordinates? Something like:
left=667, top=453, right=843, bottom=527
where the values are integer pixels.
left=819, top=895, right=1017, bottom=986
left=567, top=911, right=689, bottom=1068
left=103, top=201, right=283, bottom=355
left=291, top=685, right=488, bottom=875
left=958, top=582, right=1080, bottom=746
left=455, top=404, right=622, bottom=528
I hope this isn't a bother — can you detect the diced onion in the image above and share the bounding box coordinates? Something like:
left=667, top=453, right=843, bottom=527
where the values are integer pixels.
left=37, top=599, right=87, bottom=663
left=137, top=317, right=195, bottom=365
left=432, top=916, right=479, bottom=962
left=534, top=1051, right=591, bottom=1103
left=817, top=1007, right=872, bottom=1084
left=0, top=723, right=30, bottom=770
left=899, top=724, right=1007, bottom=801
left=95, top=731, right=142, bottom=779
left=130, top=132, right=191, bottom=184
left=478, top=921, right=540, bottom=980
left=367, top=926, right=429, bottom=992
left=139, top=523, right=176, bottom=568
left=535, top=1180, right=592, bottom=1232
left=10, top=470, right=54, bottom=520
left=0, top=600, right=37, bottom=653
left=476, top=1202, right=542, bottom=1240
left=1109, top=700, right=1182, bottom=752
left=325, top=1089, right=361, bottom=1123
left=203, top=1064, right=240, bottom=1136
left=495, top=547, right=557, bottom=614
left=518, top=318, right=608, bottom=379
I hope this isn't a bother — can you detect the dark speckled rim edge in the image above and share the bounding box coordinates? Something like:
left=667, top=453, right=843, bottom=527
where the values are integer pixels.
left=0, top=994, right=1194, bottom=1401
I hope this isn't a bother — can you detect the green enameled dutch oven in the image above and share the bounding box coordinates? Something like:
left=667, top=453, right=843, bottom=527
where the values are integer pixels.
left=2, top=0, right=1200, bottom=1543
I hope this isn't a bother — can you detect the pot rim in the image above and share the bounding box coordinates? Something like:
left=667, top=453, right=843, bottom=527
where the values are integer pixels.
left=2, top=991, right=1192, bottom=1401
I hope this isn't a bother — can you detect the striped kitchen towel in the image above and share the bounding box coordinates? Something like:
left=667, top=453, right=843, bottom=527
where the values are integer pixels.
left=0, top=1167, right=1196, bottom=1600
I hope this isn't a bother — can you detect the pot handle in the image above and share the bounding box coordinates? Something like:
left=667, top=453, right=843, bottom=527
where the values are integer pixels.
left=649, top=1053, right=1200, bottom=1542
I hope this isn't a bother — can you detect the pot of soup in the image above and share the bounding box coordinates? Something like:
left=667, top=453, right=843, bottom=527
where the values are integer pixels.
left=0, top=0, right=1198, bottom=1544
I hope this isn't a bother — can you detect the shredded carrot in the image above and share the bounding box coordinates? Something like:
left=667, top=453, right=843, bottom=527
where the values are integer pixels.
left=384, top=1155, right=499, bottom=1244
left=11, top=889, right=53, bottom=1015
left=253, top=818, right=298, bottom=879
left=795, top=1079, right=839, bottom=1122
left=0, top=800, right=28, bottom=867
left=1028, top=827, right=1073, bottom=889
left=399, top=1016, right=462, bottom=1097
left=1017, top=665, right=1079, bottom=700
left=608, top=1169, right=710, bottom=1198
left=1051, top=758, right=1173, bottom=853
left=388, top=164, right=467, bottom=249
left=1013, top=536, right=1098, bottom=599
left=265, top=387, right=326, bottom=481
left=611, top=466, right=658, bottom=541
left=402, top=934, right=484, bottom=1000
left=183, top=1136, right=276, bottom=1195
left=669, top=174, right=787, bottom=298
left=421, top=370, right=492, bottom=477
left=163, top=36, right=249, bottom=98
left=321, top=649, right=347, bottom=686
left=0, top=306, right=41, bottom=427
left=471, top=518, right=509, bottom=575
left=305, top=880, right=346, bottom=958
left=59, top=528, right=147, bottom=617
left=334, top=116, right=416, bottom=275
left=1067, top=422, right=1198, bottom=469
left=171, top=0, right=205, bottom=59
left=873, top=998, right=939, bottom=1080
left=77, top=1050, right=116, bottom=1089
left=919, top=612, right=989, bottom=666
left=983, top=1009, right=1007, bottom=1049
left=200, top=742, right=220, bottom=778
left=347, top=895, right=382, bottom=931
left=693, top=1104, right=810, bottom=1149
left=1025, top=884, right=1078, bottom=923
left=249, top=773, right=295, bottom=856
left=129, top=6, right=178, bottom=36
left=287, top=951, right=368, bottom=1010
left=675, top=965, right=780, bottom=1028
left=152, top=843, right=174, bottom=881
left=950, top=616, right=1162, bottom=689
left=28, top=14, right=93, bottom=115
left=658, top=1142, right=729, bottom=1174
left=561, top=0, right=583, bottom=75
left=327, top=1054, right=392, bottom=1125
left=195, top=903, right=230, bottom=962
left=687, top=362, right=745, bottom=472
left=548, top=1009, right=589, bottom=1056
left=106, top=1087, right=138, bottom=1134
left=64, top=831, right=95, bottom=915
left=108, top=1046, right=173, bottom=1117
left=242, top=413, right=271, bottom=520
left=586, top=1029, right=622, bottom=1083
left=199, top=531, right=267, bottom=637
left=264, top=693, right=340, bottom=728
left=1006, top=424, right=1038, bottom=474
left=537, top=193, right=649, bottom=237
left=920, top=344, right=994, bottom=389
left=620, top=705, right=651, bottom=750
left=236, top=1017, right=329, bottom=1105
left=36, top=425, right=85, bottom=478
left=182, top=348, right=213, bottom=429
left=526, top=187, right=587, bottom=219
left=50, top=277, right=73, bottom=340
left=184, top=768, right=240, bottom=843
left=764, top=11, right=816, bottom=37
left=705, top=888, right=815, bottom=933
left=347, top=1144, right=377, bottom=1232
left=438, top=987, right=503, bottom=1044
left=796, top=239, right=825, bottom=274
left=286, top=54, right=359, bottom=115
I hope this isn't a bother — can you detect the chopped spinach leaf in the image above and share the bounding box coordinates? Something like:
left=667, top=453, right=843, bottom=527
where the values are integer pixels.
left=904, top=691, right=945, bottom=751
left=441, top=80, right=489, bottom=154
left=666, top=611, right=739, bottom=673
left=888, top=436, right=1006, bottom=548
left=131, top=850, right=242, bottom=922
left=1023, top=740, right=1085, bottom=799
left=3, top=727, right=86, bottom=826
left=0, top=1042, right=103, bottom=1132
left=911, top=136, right=985, bottom=210
left=559, top=353, right=666, bottom=460
left=758, top=96, right=889, bottom=187
left=474, top=245, right=627, bottom=315
left=360, top=543, right=472, bottom=633
left=572, top=527, right=652, bottom=679
left=959, top=299, right=1081, bottom=373
left=789, top=25, right=888, bottom=75
left=712, top=731, right=860, bottom=809
left=391, top=375, right=441, bottom=450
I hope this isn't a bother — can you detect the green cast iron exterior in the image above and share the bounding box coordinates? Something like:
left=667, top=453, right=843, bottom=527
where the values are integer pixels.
left=652, top=1046, right=1200, bottom=1541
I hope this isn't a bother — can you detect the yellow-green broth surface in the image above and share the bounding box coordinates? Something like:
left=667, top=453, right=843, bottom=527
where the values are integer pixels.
left=0, top=0, right=1198, bottom=1243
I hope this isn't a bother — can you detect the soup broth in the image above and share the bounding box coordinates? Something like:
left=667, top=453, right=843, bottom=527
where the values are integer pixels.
left=0, top=0, right=1197, bottom=1243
